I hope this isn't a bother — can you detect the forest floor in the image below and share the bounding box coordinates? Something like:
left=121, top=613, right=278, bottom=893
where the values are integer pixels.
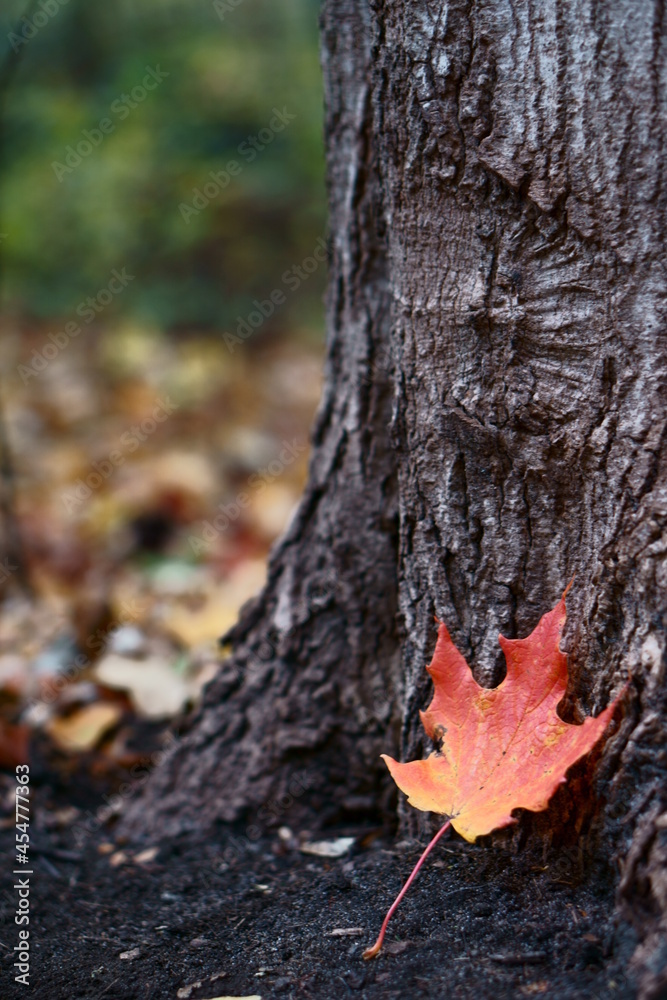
left=1, top=788, right=638, bottom=1000
left=0, top=323, right=319, bottom=777
left=0, top=324, right=640, bottom=999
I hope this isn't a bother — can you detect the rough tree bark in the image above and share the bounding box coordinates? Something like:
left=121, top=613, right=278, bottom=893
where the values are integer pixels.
left=123, top=1, right=667, bottom=994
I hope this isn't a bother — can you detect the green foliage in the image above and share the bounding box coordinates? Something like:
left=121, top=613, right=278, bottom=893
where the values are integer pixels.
left=0, top=0, right=325, bottom=332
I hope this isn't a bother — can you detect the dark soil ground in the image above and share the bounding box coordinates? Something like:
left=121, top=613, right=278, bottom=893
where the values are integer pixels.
left=1, top=798, right=639, bottom=1000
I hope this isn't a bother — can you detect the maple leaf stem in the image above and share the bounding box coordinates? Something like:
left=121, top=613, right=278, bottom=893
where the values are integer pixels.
left=362, top=819, right=451, bottom=960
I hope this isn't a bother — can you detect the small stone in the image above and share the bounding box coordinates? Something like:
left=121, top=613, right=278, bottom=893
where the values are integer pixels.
left=134, top=846, right=159, bottom=864
left=119, top=948, right=141, bottom=961
left=300, top=836, right=355, bottom=858
left=176, top=982, right=201, bottom=999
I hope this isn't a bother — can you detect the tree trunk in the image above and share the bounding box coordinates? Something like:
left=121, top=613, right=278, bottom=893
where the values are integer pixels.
left=123, top=1, right=667, bottom=994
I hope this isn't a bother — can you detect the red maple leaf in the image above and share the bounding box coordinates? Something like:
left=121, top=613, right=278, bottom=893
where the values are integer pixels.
left=364, top=589, right=625, bottom=959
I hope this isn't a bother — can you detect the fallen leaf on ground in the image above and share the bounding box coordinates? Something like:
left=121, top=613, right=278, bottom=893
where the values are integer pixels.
left=383, top=589, right=625, bottom=842
left=0, top=721, right=29, bottom=768
left=250, top=481, right=300, bottom=539
left=0, top=654, right=27, bottom=696
left=46, top=703, right=122, bottom=753
left=93, top=654, right=189, bottom=719
left=365, top=588, right=625, bottom=959
left=300, top=836, right=355, bottom=858
left=165, top=559, right=267, bottom=648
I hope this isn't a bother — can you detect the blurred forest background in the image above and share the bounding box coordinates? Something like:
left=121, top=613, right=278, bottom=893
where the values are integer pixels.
left=0, top=0, right=325, bottom=812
